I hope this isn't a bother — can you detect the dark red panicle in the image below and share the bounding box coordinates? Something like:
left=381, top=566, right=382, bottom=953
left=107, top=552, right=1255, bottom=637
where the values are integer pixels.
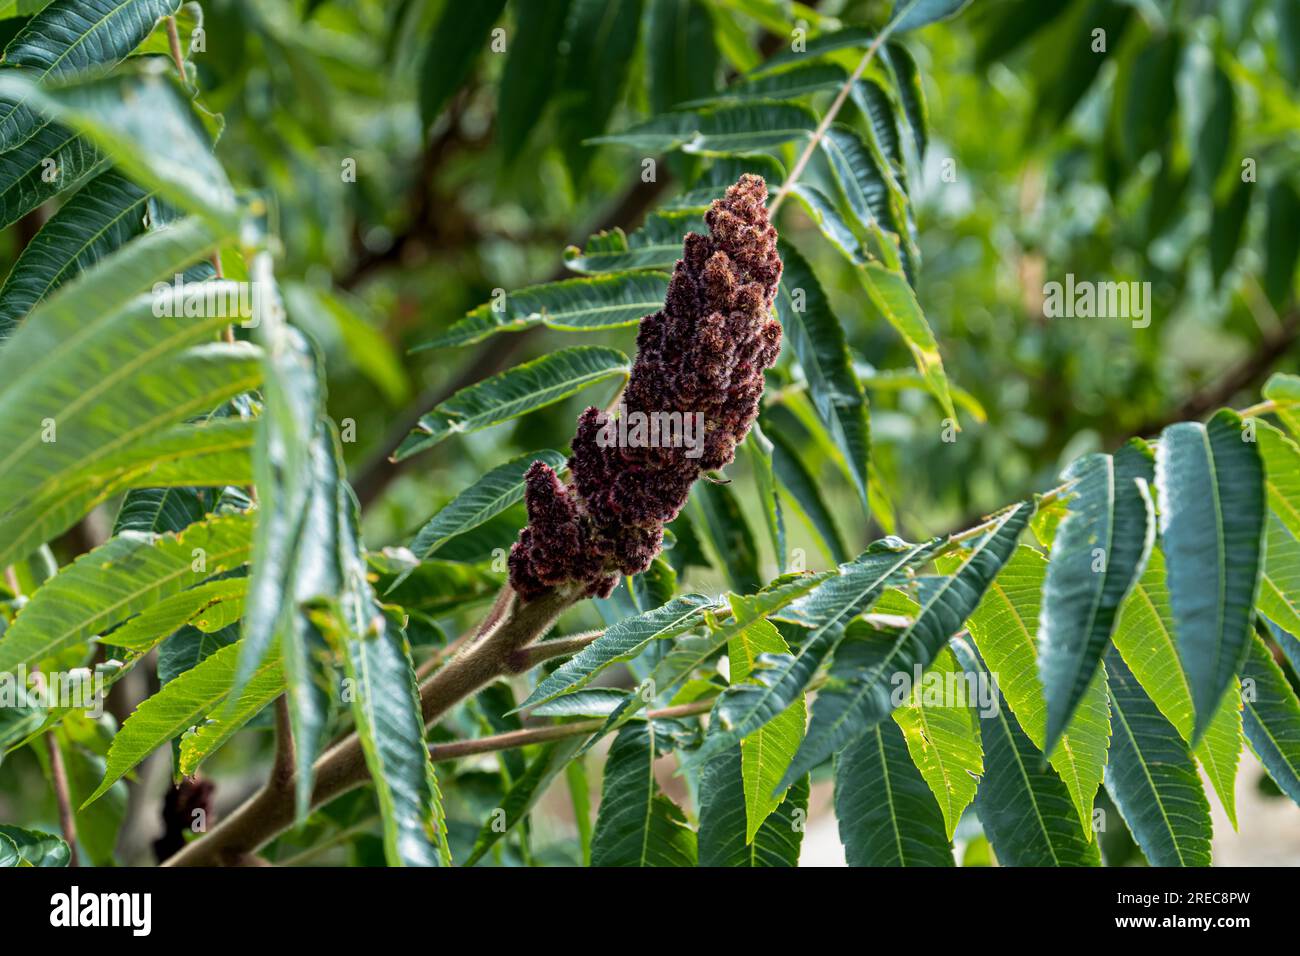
left=508, top=174, right=783, bottom=600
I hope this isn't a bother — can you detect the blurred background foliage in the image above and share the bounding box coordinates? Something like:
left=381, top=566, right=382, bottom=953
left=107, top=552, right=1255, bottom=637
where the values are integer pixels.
left=2, top=0, right=1298, bottom=865
left=54, top=0, right=1291, bottom=571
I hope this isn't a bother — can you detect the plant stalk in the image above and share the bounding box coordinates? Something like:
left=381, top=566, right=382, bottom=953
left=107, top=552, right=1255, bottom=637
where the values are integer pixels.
left=161, top=585, right=577, bottom=866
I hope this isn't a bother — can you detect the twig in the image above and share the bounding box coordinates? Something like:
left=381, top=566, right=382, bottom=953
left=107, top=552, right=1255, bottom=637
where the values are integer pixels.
left=274, top=817, right=379, bottom=868
left=271, top=695, right=295, bottom=790
left=768, top=31, right=890, bottom=217
left=162, top=584, right=579, bottom=866
left=505, top=629, right=603, bottom=673
left=45, top=734, right=79, bottom=867
left=1239, top=400, right=1277, bottom=419
left=937, top=482, right=1073, bottom=553
left=1125, top=306, right=1298, bottom=439
left=427, top=698, right=717, bottom=763
left=163, top=15, right=187, bottom=76
left=163, top=15, right=229, bottom=316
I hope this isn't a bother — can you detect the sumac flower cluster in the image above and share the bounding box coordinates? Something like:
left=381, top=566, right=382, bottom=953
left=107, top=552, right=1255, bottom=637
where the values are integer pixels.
left=508, top=174, right=784, bottom=599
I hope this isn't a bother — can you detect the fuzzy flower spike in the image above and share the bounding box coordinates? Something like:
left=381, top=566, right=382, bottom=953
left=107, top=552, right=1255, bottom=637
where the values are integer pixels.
left=508, top=174, right=783, bottom=600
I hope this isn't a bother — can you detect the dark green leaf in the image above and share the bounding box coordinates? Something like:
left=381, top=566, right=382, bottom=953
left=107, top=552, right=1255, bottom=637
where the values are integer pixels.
left=564, top=211, right=703, bottom=274
left=1265, top=180, right=1300, bottom=309
left=888, top=0, right=972, bottom=34
left=971, top=656, right=1101, bottom=866
left=697, top=744, right=807, bottom=866
left=1241, top=628, right=1300, bottom=807
left=1194, top=61, right=1235, bottom=192
left=0, top=121, right=103, bottom=234
left=0, top=69, right=237, bottom=229
left=745, top=421, right=785, bottom=571
left=497, top=0, right=570, bottom=155
left=591, top=101, right=817, bottom=154
left=881, top=42, right=927, bottom=157
left=690, top=541, right=932, bottom=771
left=1117, top=33, right=1181, bottom=164
left=766, top=420, right=849, bottom=564
left=834, top=721, right=953, bottom=866
left=687, top=479, right=761, bottom=593
left=0, top=168, right=148, bottom=333
left=775, top=242, right=871, bottom=515
left=1209, top=179, right=1252, bottom=289
left=781, top=505, right=1028, bottom=786
left=464, top=739, right=584, bottom=865
left=1039, top=441, right=1154, bottom=754
left=414, top=273, right=668, bottom=350
left=518, top=593, right=716, bottom=711
left=0, top=0, right=182, bottom=150
left=556, top=0, right=643, bottom=184
left=850, top=78, right=903, bottom=172
left=590, top=722, right=697, bottom=866
left=406, top=450, right=567, bottom=563
left=647, top=0, right=717, bottom=113
left=683, top=62, right=845, bottom=106
left=1156, top=409, right=1266, bottom=743
left=417, top=0, right=506, bottom=130
left=1104, top=649, right=1213, bottom=866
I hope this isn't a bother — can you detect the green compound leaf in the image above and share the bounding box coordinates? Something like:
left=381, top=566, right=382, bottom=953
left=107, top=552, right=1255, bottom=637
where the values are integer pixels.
left=393, top=346, right=629, bottom=461
left=780, top=505, right=1027, bottom=788
left=1038, top=441, right=1154, bottom=755
left=957, top=640, right=1100, bottom=867
left=1104, top=649, right=1213, bottom=867
left=834, top=720, right=954, bottom=866
left=1241, top=629, right=1300, bottom=808
left=1157, top=410, right=1266, bottom=744
left=413, top=272, right=668, bottom=350
left=590, top=722, right=697, bottom=866
left=697, top=743, right=808, bottom=866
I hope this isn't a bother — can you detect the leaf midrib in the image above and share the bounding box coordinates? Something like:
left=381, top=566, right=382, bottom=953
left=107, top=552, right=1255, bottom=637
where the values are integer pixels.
left=4, top=533, right=251, bottom=671
left=1110, top=692, right=1188, bottom=866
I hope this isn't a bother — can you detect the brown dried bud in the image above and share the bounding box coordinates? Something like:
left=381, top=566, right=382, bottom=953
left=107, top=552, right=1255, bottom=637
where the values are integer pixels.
left=509, top=174, right=783, bottom=600
left=152, top=776, right=215, bottom=863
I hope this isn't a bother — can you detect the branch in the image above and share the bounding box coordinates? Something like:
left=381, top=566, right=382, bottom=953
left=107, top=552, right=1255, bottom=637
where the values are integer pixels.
left=427, top=698, right=717, bottom=763
left=161, top=585, right=579, bottom=866
left=44, top=734, right=79, bottom=867
left=768, top=31, right=889, bottom=217
left=1126, top=306, right=1299, bottom=439
left=505, top=629, right=603, bottom=673
left=271, top=695, right=295, bottom=790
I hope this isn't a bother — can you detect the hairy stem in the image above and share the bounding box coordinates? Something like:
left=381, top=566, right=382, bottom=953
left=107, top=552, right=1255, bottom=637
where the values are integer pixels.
left=505, top=629, right=603, bottom=673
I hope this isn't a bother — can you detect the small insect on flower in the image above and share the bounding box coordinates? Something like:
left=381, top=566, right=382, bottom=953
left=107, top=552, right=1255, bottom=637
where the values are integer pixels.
left=509, top=174, right=783, bottom=600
